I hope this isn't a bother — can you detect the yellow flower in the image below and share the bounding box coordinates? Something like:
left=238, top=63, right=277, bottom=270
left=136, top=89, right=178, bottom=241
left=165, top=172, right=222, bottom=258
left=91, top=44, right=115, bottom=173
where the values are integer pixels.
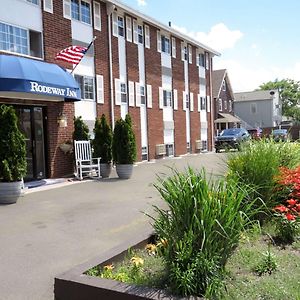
left=145, top=243, right=157, bottom=255
left=130, top=256, right=144, bottom=267
left=103, top=264, right=114, bottom=271
left=157, top=238, right=168, bottom=248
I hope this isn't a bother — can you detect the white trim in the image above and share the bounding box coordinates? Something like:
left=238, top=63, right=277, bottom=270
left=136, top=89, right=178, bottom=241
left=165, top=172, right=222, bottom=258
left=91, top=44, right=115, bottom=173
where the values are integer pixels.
left=133, top=19, right=138, bottom=44
left=144, top=25, right=150, bottom=49
left=190, top=92, right=194, bottom=111
left=147, top=84, right=152, bottom=108
left=115, top=78, right=121, bottom=105
left=112, top=12, right=118, bottom=37
left=96, top=74, right=104, bottom=104
left=159, top=87, right=163, bottom=109
left=135, top=82, right=141, bottom=107
left=188, top=45, right=192, bottom=64
left=93, top=1, right=101, bottom=31
left=183, top=91, right=186, bottom=111
left=128, top=81, right=135, bottom=107
left=157, top=30, right=161, bottom=53
left=63, top=0, right=71, bottom=19
left=171, top=37, right=176, bottom=58
left=173, top=89, right=178, bottom=110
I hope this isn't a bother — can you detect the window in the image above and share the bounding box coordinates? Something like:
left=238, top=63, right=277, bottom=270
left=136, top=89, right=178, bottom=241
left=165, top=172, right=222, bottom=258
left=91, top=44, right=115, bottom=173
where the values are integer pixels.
left=218, top=98, right=222, bottom=111
left=140, top=86, right=146, bottom=104
left=71, top=0, right=91, bottom=24
left=26, top=0, right=39, bottom=4
left=200, top=97, right=206, bottom=110
left=137, top=25, right=143, bottom=44
left=229, top=100, right=232, bottom=112
left=184, top=46, right=188, bottom=60
left=74, top=75, right=94, bottom=100
left=163, top=90, right=172, bottom=107
left=142, top=146, right=148, bottom=161
left=250, top=103, right=257, bottom=114
left=118, top=16, right=124, bottom=37
left=166, top=144, right=174, bottom=157
left=161, top=36, right=170, bottom=54
left=222, top=80, right=226, bottom=91
left=205, top=52, right=209, bottom=69
left=120, top=82, right=127, bottom=103
left=224, top=100, right=227, bottom=110
left=198, top=53, right=205, bottom=67
left=186, top=93, right=189, bottom=109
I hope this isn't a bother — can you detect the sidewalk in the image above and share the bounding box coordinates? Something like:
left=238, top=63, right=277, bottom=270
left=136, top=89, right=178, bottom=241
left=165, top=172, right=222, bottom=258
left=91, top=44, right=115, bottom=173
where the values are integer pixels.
left=0, top=153, right=226, bottom=300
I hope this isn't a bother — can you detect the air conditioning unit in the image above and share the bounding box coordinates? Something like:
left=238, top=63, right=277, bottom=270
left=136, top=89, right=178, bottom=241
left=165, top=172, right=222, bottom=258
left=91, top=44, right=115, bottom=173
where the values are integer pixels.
left=156, top=144, right=166, bottom=156
left=195, top=140, right=201, bottom=150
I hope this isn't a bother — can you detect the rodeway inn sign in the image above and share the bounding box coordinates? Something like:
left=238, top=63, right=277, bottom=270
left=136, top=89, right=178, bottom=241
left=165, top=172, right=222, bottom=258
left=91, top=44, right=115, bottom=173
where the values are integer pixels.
left=30, top=81, right=78, bottom=98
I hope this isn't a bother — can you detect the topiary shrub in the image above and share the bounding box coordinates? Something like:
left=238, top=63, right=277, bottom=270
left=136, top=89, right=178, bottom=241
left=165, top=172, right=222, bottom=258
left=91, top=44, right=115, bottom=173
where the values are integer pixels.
left=0, top=104, right=27, bottom=182
left=112, top=114, right=136, bottom=164
left=93, top=114, right=112, bottom=163
left=73, top=116, right=90, bottom=141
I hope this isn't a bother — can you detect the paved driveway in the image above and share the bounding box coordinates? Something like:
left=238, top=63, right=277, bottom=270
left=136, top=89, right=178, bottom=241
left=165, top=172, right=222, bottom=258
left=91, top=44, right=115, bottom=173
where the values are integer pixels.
left=0, top=153, right=226, bottom=300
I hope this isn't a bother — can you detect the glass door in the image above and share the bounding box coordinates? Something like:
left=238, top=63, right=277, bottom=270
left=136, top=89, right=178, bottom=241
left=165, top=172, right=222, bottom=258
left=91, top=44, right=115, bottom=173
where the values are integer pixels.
left=16, top=106, right=46, bottom=181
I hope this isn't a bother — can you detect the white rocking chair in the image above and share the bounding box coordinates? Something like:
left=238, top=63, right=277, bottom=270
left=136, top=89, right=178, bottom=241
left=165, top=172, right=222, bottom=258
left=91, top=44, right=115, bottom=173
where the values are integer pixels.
left=74, top=140, right=101, bottom=180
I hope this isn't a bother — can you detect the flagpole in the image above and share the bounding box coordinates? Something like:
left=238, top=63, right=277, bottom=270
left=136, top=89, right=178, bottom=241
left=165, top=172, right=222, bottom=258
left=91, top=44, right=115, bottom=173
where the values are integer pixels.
left=70, top=36, right=97, bottom=74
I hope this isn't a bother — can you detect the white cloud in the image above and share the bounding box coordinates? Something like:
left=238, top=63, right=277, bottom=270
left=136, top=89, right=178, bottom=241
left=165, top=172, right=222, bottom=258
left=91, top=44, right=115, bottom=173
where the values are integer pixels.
left=214, top=58, right=300, bottom=92
left=172, top=23, right=243, bottom=52
left=137, top=0, right=147, bottom=6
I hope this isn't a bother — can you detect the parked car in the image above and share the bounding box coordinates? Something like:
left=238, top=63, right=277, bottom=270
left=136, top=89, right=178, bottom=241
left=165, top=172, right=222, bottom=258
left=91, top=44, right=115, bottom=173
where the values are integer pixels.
left=248, top=127, right=262, bottom=140
left=215, top=128, right=250, bottom=152
left=271, top=129, right=289, bottom=142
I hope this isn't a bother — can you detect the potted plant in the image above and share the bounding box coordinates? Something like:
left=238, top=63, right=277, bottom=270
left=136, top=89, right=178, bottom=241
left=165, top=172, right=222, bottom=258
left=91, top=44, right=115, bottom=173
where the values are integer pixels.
left=0, top=104, right=27, bottom=204
left=112, top=114, right=136, bottom=179
left=59, top=140, right=73, bottom=154
left=73, top=116, right=90, bottom=141
left=93, top=114, right=113, bottom=178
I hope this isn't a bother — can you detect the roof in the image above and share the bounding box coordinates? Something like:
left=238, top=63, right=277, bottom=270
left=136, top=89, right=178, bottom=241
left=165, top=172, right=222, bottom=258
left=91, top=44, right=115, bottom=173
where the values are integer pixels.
left=105, top=0, right=221, bottom=56
left=212, top=69, right=234, bottom=99
left=214, top=113, right=242, bottom=123
left=234, top=90, right=278, bottom=102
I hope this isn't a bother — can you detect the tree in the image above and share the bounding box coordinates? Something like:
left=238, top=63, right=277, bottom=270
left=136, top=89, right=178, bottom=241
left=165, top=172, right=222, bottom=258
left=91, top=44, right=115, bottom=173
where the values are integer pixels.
left=259, top=79, right=300, bottom=122
left=73, top=116, right=90, bottom=140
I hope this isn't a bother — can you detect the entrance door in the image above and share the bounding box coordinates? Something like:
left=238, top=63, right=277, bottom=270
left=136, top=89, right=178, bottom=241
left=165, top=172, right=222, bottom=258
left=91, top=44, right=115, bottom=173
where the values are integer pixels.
left=16, top=107, right=46, bottom=181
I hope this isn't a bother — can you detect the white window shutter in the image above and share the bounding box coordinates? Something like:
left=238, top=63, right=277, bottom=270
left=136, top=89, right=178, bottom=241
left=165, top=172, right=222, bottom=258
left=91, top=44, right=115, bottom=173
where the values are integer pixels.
left=115, top=79, right=121, bottom=105
left=173, top=89, right=178, bottom=110
left=133, top=20, right=138, bottom=44
left=128, top=81, right=135, bottom=107
left=181, top=42, right=185, bottom=61
left=196, top=50, right=199, bottom=66
left=197, top=94, right=201, bottom=112
left=135, top=82, right=141, bottom=107
left=93, top=2, right=101, bottom=31
left=145, top=25, right=150, bottom=49
left=112, top=12, right=118, bottom=37
left=190, top=92, right=194, bottom=111
left=159, top=87, right=163, bottom=109
left=147, top=84, right=152, bottom=108
left=43, top=0, right=53, bottom=13
left=63, top=0, right=71, bottom=19
left=126, top=16, right=132, bottom=42
left=207, top=96, right=211, bottom=112
left=96, top=75, right=104, bottom=104
left=188, top=45, right=192, bottom=64
left=183, top=91, right=186, bottom=111
left=157, top=31, right=161, bottom=53
left=171, top=37, right=176, bottom=58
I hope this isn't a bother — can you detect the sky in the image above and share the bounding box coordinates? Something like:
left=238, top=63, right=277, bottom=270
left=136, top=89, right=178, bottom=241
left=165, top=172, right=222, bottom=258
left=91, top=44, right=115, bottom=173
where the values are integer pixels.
left=120, top=0, right=300, bottom=92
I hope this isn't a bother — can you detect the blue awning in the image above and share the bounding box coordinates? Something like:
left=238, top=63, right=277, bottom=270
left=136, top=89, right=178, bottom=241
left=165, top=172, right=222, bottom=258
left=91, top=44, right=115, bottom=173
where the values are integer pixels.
left=0, top=54, right=81, bottom=101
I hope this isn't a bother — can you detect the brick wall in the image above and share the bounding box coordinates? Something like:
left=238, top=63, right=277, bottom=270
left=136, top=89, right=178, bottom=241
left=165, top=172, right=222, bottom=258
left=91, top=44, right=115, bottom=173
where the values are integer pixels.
left=172, top=37, right=186, bottom=156
left=144, top=24, right=163, bottom=160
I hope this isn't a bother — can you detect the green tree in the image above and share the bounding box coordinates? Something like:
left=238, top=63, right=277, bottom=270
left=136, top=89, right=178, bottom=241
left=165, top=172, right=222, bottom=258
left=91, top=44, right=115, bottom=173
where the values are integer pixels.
left=259, top=79, right=300, bottom=121
left=93, top=114, right=112, bottom=163
left=73, top=116, right=90, bottom=140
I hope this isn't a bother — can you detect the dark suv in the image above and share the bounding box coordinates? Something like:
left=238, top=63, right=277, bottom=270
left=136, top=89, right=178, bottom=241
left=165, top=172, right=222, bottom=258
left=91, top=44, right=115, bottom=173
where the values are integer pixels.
left=215, top=128, right=250, bottom=152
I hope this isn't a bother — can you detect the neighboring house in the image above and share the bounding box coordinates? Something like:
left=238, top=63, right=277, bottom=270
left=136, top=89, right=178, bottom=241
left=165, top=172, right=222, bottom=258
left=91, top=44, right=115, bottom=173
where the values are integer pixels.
left=0, top=0, right=219, bottom=180
left=212, top=69, right=241, bottom=132
left=234, top=90, right=282, bottom=129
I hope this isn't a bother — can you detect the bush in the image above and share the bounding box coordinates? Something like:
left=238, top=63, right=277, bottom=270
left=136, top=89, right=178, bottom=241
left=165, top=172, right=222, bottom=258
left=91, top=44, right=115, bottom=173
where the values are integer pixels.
left=151, top=168, right=257, bottom=298
left=227, top=139, right=300, bottom=218
left=93, top=114, right=112, bottom=163
left=73, top=116, right=89, bottom=141
left=0, top=104, right=27, bottom=182
left=112, top=114, right=136, bottom=164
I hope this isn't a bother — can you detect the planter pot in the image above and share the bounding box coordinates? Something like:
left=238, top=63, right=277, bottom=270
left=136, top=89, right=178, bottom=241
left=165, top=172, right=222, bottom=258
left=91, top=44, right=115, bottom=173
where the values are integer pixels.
left=116, top=164, right=133, bottom=179
left=59, top=143, right=73, bottom=154
left=0, top=181, right=24, bottom=204
left=100, top=163, right=112, bottom=178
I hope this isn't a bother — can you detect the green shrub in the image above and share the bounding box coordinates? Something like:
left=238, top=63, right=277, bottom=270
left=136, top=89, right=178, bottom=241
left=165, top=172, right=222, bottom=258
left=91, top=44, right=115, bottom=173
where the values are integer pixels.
left=112, top=114, right=136, bottom=164
left=0, top=104, right=27, bottom=182
left=73, top=116, right=89, bottom=140
left=227, top=139, right=300, bottom=218
left=93, top=114, right=112, bottom=163
left=151, top=168, right=258, bottom=298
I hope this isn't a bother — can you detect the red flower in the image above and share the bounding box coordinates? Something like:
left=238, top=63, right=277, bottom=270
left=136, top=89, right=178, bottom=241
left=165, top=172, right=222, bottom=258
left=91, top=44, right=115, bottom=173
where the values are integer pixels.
left=285, top=213, right=296, bottom=221
left=295, top=204, right=300, bottom=212
left=274, top=205, right=288, bottom=213
left=287, top=199, right=298, bottom=206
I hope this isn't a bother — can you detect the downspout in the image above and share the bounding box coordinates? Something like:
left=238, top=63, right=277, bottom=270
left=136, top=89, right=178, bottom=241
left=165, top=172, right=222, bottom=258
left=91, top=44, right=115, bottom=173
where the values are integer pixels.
left=107, top=3, right=115, bottom=129
left=209, top=56, right=214, bottom=151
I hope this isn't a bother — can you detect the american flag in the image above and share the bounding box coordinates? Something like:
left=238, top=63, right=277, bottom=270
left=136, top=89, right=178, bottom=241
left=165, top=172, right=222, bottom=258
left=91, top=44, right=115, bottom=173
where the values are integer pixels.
left=55, top=46, right=88, bottom=64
